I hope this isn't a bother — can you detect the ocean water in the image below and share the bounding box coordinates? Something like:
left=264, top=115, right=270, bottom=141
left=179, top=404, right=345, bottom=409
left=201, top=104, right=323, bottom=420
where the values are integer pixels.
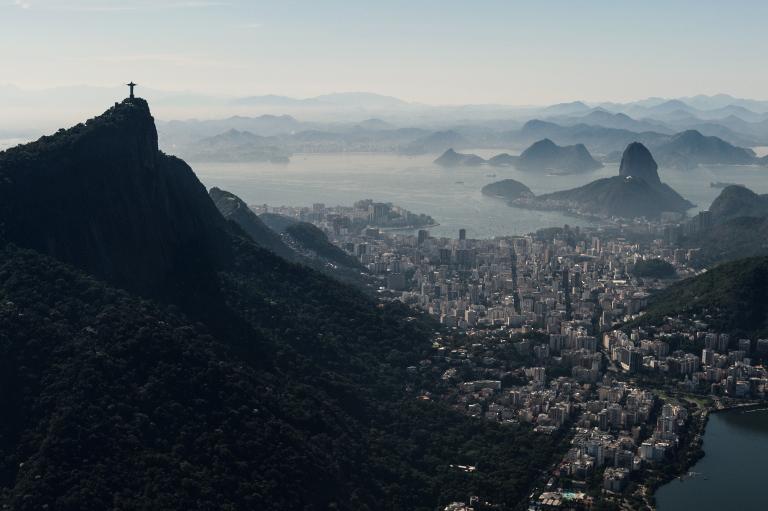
left=188, top=153, right=768, bottom=239
left=191, top=153, right=604, bottom=239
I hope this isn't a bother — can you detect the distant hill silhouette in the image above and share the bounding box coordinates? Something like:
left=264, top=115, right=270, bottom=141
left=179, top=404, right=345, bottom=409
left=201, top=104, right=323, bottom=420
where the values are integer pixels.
left=708, top=185, right=768, bottom=222
left=400, top=130, right=467, bottom=155
left=532, top=143, right=693, bottom=218
left=541, top=101, right=592, bottom=116
left=481, top=179, right=533, bottom=200
left=182, top=128, right=290, bottom=162
left=653, top=130, right=756, bottom=169
left=548, top=110, right=670, bottom=133
left=514, top=122, right=757, bottom=165
left=516, top=119, right=669, bottom=154
left=434, top=148, right=485, bottom=166
left=515, top=138, right=602, bottom=173
left=487, top=152, right=518, bottom=166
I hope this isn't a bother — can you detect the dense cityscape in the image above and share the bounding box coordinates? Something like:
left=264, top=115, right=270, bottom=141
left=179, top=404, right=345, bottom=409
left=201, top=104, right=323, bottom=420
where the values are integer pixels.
left=5, top=2, right=768, bottom=510
left=257, top=199, right=768, bottom=511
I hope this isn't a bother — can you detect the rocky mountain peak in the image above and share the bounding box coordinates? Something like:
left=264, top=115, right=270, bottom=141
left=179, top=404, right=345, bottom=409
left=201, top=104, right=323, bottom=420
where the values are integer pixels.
left=619, top=142, right=660, bottom=184
left=0, top=99, right=230, bottom=297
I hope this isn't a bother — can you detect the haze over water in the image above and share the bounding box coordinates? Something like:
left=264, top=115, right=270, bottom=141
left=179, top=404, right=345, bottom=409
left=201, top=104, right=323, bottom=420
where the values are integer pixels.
left=192, top=153, right=768, bottom=238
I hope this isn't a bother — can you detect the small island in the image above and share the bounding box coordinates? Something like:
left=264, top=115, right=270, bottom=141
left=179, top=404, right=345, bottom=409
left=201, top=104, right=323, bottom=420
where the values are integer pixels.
left=514, top=138, right=603, bottom=174
left=511, top=142, right=693, bottom=219
left=481, top=178, right=534, bottom=201
left=434, top=140, right=602, bottom=175
left=434, top=148, right=486, bottom=167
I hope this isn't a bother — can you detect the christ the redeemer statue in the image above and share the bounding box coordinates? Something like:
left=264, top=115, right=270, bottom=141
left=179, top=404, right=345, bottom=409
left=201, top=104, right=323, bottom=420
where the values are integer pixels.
left=127, top=82, right=137, bottom=99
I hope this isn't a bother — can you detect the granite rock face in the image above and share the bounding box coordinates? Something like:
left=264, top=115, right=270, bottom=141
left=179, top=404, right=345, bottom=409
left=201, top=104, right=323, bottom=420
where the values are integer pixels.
left=0, top=98, right=231, bottom=296
left=618, top=142, right=661, bottom=184
left=533, top=142, right=692, bottom=218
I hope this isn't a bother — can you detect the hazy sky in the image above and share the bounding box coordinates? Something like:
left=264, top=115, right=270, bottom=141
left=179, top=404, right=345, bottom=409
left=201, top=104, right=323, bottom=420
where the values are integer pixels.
left=2, top=0, right=768, bottom=105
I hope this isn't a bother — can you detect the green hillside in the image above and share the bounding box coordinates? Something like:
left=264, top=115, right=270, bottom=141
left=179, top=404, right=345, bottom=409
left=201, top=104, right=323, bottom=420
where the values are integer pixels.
left=0, top=99, right=561, bottom=510
left=639, top=257, right=768, bottom=338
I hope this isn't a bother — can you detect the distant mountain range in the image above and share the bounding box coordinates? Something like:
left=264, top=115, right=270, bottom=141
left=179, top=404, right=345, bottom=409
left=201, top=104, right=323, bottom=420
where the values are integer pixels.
left=158, top=112, right=768, bottom=171
left=152, top=91, right=768, bottom=166
left=545, top=109, right=670, bottom=133
left=400, top=130, right=468, bottom=155
left=514, top=119, right=669, bottom=155
left=512, top=121, right=763, bottom=168
left=5, top=86, right=768, bottom=140
left=7, top=85, right=768, bottom=170
left=179, top=129, right=291, bottom=163
left=652, top=130, right=756, bottom=169
left=433, top=139, right=601, bottom=174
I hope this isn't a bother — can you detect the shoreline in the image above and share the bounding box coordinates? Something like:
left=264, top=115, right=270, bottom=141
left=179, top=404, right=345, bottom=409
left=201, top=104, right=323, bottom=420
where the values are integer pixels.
left=709, top=400, right=766, bottom=414
left=648, top=400, right=767, bottom=510
left=377, top=222, right=440, bottom=232
left=507, top=199, right=612, bottom=223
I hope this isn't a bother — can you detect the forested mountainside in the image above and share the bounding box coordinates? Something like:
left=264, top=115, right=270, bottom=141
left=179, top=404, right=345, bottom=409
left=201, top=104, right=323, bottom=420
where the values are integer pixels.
left=0, top=99, right=560, bottom=510
left=638, top=256, right=768, bottom=338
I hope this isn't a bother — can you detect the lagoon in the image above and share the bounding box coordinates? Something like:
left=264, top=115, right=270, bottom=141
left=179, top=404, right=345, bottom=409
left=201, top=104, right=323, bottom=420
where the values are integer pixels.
left=655, top=407, right=768, bottom=511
